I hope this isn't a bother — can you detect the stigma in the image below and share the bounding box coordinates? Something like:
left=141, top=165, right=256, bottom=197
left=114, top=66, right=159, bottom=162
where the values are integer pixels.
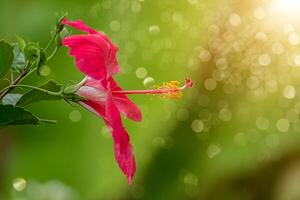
left=112, top=78, right=193, bottom=99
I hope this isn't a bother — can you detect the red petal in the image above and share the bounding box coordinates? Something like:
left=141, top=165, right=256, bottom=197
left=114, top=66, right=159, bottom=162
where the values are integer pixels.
left=105, top=92, right=136, bottom=184
left=80, top=92, right=136, bottom=184
left=63, top=34, right=119, bottom=80
left=62, top=18, right=98, bottom=34
left=109, top=78, right=142, bottom=122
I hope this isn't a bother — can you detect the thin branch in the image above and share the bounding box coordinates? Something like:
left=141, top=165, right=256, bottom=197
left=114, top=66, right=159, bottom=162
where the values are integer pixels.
left=0, top=70, right=28, bottom=99
left=47, top=46, right=59, bottom=61
left=0, top=84, right=62, bottom=97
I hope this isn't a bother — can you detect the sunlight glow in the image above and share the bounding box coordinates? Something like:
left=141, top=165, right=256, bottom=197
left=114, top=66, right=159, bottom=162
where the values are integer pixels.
left=272, top=0, right=300, bottom=16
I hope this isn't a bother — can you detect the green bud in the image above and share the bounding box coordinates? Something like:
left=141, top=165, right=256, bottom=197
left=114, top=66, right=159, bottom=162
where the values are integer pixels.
left=63, top=77, right=87, bottom=94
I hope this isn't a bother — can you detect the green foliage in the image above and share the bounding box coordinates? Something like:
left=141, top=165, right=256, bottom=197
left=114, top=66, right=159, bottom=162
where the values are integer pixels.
left=2, top=93, right=22, bottom=105
left=0, top=40, right=14, bottom=79
left=17, top=80, right=63, bottom=106
left=12, top=43, right=26, bottom=72
left=15, top=35, right=26, bottom=52
left=0, top=105, right=39, bottom=127
left=24, top=42, right=47, bottom=73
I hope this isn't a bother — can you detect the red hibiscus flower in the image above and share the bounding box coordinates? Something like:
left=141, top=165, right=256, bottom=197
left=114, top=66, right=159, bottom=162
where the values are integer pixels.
left=62, top=18, right=193, bottom=184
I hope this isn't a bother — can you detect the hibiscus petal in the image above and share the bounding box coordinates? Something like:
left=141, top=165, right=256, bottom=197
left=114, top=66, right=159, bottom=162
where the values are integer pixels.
left=105, top=92, right=136, bottom=184
left=80, top=92, right=136, bottom=184
left=79, top=101, right=107, bottom=120
left=83, top=76, right=107, bottom=90
left=109, top=78, right=142, bottom=122
left=62, top=18, right=98, bottom=34
left=63, top=34, right=119, bottom=80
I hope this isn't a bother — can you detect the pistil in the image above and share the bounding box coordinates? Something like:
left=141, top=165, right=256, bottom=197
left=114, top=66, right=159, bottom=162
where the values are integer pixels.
left=112, top=78, right=193, bottom=99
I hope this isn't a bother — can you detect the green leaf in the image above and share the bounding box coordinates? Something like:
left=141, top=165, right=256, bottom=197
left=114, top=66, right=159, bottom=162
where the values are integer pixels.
left=0, top=105, right=39, bottom=127
left=2, top=93, right=22, bottom=105
left=17, top=80, right=63, bottom=106
left=23, top=42, right=46, bottom=74
left=24, top=42, right=39, bottom=61
left=15, top=35, right=26, bottom=52
left=63, top=78, right=86, bottom=94
left=12, top=43, right=26, bottom=72
left=0, top=40, right=14, bottom=79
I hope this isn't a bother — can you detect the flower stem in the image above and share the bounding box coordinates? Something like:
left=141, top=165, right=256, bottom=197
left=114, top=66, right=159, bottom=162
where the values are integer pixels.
left=44, top=31, right=59, bottom=52
left=47, top=46, right=59, bottom=61
left=0, top=84, right=62, bottom=97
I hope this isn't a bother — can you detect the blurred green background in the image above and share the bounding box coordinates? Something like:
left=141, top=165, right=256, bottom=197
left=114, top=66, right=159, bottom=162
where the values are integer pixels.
left=2, top=0, right=300, bottom=199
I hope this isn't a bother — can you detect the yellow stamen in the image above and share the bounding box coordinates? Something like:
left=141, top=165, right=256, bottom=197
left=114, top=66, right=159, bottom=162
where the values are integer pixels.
left=154, top=80, right=182, bottom=99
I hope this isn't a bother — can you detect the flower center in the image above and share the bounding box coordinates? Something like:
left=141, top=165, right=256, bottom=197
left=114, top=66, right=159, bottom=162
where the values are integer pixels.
left=112, top=78, right=193, bottom=99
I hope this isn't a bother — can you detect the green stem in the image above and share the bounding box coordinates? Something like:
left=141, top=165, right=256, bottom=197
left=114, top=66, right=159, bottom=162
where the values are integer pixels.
left=44, top=31, right=59, bottom=51
left=0, top=84, right=62, bottom=97
left=0, top=66, right=40, bottom=100
left=47, top=46, right=59, bottom=61
left=0, top=70, right=28, bottom=99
